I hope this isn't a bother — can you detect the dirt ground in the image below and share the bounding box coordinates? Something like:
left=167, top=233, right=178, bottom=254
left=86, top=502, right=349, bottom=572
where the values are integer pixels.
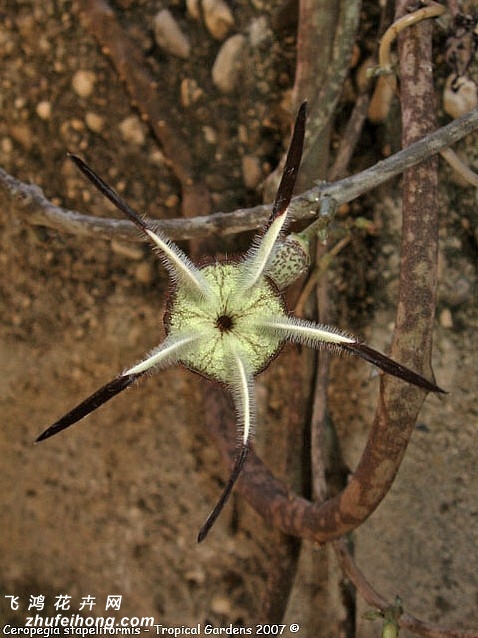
left=1, top=1, right=477, bottom=637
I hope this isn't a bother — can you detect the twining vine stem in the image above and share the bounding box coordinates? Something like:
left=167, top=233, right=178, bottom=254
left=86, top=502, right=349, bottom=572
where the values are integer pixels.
left=2, top=106, right=478, bottom=242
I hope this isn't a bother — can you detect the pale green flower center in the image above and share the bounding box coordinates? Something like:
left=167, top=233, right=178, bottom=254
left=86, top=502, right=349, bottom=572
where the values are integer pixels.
left=166, top=262, right=286, bottom=382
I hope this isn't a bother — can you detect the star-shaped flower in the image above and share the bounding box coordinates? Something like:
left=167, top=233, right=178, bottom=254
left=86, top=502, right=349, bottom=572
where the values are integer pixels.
left=37, top=103, right=443, bottom=541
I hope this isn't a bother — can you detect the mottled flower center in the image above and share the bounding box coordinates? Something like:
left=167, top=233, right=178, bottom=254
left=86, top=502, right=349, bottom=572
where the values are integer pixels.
left=165, top=261, right=287, bottom=382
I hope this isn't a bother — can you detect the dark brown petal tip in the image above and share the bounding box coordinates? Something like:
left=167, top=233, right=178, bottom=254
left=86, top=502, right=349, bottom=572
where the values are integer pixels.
left=268, top=101, right=307, bottom=225
left=68, top=154, right=148, bottom=232
left=197, top=444, right=249, bottom=542
left=36, top=372, right=143, bottom=443
left=342, top=342, right=445, bottom=394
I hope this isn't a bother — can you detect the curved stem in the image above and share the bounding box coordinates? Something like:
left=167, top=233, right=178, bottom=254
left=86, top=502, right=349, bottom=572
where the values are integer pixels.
left=203, top=0, right=443, bottom=546
left=4, top=109, right=478, bottom=242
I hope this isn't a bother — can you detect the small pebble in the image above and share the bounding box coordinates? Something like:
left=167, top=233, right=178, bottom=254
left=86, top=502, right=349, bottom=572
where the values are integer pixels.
left=241, top=155, right=262, bottom=189
left=247, top=16, right=271, bottom=47
left=185, top=568, right=206, bottom=585
left=111, top=240, right=144, bottom=261
left=10, top=123, right=33, bottom=150
left=165, top=193, right=180, bottom=209
left=210, top=595, right=231, bottom=616
left=186, top=0, right=200, bottom=20
left=180, top=78, right=204, bottom=107
left=36, top=100, right=51, bottom=120
left=149, top=149, right=167, bottom=165
left=119, top=115, right=146, bottom=146
left=446, top=276, right=473, bottom=307
left=153, top=9, right=190, bottom=59
left=202, top=0, right=234, bottom=40
left=85, top=111, right=105, bottom=133
left=71, top=69, right=97, bottom=98
left=439, top=308, right=453, bottom=329
left=202, top=125, right=217, bottom=144
left=70, top=118, right=84, bottom=131
left=212, top=34, right=246, bottom=94
left=1, top=137, right=13, bottom=154
left=135, top=261, right=154, bottom=285
left=14, top=97, right=27, bottom=110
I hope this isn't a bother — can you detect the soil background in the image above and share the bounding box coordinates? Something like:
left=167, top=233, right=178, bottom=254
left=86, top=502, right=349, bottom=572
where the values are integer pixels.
left=1, top=1, right=477, bottom=637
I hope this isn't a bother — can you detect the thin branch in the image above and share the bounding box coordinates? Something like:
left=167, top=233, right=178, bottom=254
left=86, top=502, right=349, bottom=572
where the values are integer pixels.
left=257, top=0, right=345, bottom=620
left=330, top=8, right=478, bottom=638
left=440, top=146, right=478, bottom=187
left=3, top=107, right=478, bottom=241
left=378, top=2, right=445, bottom=72
left=256, top=344, right=307, bottom=623
left=309, top=273, right=332, bottom=503
left=376, top=0, right=478, bottom=186
left=446, top=0, right=461, bottom=18
left=333, top=539, right=478, bottom=638
left=75, top=0, right=211, bottom=221
left=328, top=91, right=371, bottom=182
left=292, top=0, right=362, bottom=190
left=198, top=0, right=455, bottom=549
left=317, top=104, right=478, bottom=215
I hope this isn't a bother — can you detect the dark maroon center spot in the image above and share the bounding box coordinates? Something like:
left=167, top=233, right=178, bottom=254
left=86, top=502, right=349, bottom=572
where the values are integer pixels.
left=216, top=314, right=234, bottom=333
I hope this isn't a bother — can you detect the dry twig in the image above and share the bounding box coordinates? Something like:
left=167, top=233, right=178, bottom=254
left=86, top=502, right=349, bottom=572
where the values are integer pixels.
left=333, top=539, right=478, bottom=638
left=75, top=0, right=211, bottom=223
left=3, top=107, right=478, bottom=241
